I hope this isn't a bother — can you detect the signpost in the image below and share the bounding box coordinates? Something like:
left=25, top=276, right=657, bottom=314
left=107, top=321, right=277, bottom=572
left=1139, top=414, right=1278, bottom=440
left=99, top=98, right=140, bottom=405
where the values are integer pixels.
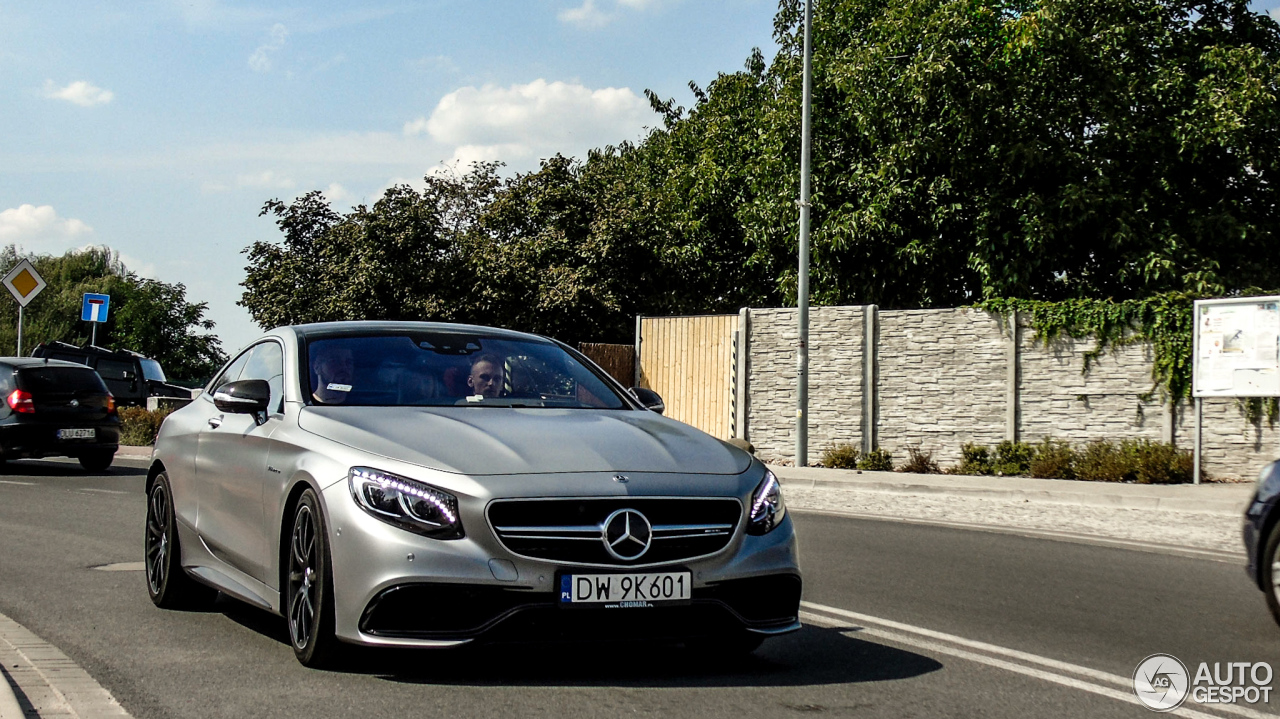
left=1192, top=297, right=1280, bottom=483
left=81, top=293, right=110, bottom=346
left=1, top=260, right=46, bottom=356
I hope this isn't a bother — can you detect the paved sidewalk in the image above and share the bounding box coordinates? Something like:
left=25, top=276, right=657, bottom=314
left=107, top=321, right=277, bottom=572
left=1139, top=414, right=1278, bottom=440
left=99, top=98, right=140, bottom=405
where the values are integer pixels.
left=770, top=465, right=1256, bottom=516
left=114, top=445, right=152, bottom=459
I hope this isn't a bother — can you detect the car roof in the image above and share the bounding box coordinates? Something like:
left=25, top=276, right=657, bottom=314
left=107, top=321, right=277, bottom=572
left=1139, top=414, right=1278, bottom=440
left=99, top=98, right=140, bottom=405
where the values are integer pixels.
left=285, top=321, right=551, bottom=344
left=0, top=357, right=98, bottom=370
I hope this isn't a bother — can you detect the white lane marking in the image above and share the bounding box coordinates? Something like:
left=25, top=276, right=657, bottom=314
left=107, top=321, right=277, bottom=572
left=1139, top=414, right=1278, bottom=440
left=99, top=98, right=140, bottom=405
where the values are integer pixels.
left=0, top=481, right=34, bottom=486
left=90, top=562, right=144, bottom=572
left=791, top=508, right=1242, bottom=563
left=78, top=488, right=127, bottom=495
left=802, top=603, right=1276, bottom=719
left=0, top=610, right=132, bottom=717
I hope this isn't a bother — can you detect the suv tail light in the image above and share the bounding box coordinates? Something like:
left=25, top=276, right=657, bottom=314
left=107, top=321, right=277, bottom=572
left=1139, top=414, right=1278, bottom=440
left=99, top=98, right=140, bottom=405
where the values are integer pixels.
left=106, top=394, right=117, bottom=416
left=7, top=389, right=34, bottom=414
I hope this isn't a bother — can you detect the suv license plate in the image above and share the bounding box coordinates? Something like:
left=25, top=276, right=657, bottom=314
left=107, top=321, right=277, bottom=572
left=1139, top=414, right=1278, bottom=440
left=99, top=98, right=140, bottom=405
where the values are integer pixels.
left=57, top=428, right=95, bottom=440
left=560, top=572, right=691, bottom=607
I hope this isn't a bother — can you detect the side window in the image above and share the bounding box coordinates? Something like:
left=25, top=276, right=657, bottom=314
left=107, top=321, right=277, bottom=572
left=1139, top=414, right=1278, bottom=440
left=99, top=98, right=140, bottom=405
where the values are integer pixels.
left=95, top=359, right=134, bottom=381
left=210, top=349, right=252, bottom=392
left=239, top=342, right=285, bottom=413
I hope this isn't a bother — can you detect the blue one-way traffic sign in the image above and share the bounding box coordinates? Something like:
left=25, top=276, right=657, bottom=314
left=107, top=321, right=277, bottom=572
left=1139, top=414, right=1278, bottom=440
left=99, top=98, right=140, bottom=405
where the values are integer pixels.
left=82, top=293, right=110, bottom=323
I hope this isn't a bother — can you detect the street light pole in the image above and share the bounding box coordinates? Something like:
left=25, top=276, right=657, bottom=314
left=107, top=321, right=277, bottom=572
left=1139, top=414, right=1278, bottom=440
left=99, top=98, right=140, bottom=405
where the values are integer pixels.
left=796, top=0, right=814, bottom=468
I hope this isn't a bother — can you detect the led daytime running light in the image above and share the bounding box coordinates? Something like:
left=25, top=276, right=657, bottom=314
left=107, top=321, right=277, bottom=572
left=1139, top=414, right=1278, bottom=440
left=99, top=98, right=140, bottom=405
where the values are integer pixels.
left=751, top=473, right=779, bottom=521
left=348, top=467, right=464, bottom=539
left=351, top=468, right=457, bottom=525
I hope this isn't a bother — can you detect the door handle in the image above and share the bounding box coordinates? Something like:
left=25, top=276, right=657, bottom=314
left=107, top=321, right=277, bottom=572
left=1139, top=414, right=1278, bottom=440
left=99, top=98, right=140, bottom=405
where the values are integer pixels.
left=207, top=416, right=222, bottom=429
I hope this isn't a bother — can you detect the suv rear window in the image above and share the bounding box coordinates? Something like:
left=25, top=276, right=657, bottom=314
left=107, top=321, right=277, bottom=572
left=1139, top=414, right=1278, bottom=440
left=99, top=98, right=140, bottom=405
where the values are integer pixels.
left=18, top=367, right=110, bottom=395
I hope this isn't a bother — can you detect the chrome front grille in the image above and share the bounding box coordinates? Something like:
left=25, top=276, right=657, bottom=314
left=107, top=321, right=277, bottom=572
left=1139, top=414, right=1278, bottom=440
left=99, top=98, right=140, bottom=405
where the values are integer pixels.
left=487, top=497, right=742, bottom=567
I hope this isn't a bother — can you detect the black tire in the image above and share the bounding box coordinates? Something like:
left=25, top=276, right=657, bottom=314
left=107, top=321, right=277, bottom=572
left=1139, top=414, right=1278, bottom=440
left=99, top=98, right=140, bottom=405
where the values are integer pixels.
left=285, top=489, right=339, bottom=667
left=145, top=473, right=216, bottom=609
left=79, top=449, right=115, bottom=472
left=1262, top=526, right=1280, bottom=627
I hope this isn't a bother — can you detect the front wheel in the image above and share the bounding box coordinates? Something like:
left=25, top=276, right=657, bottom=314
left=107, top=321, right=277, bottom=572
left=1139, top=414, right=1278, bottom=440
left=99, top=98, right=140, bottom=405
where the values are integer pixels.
left=145, top=473, right=216, bottom=609
left=285, top=489, right=339, bottom=667
left=1262, top=526, right=1280, bottom=627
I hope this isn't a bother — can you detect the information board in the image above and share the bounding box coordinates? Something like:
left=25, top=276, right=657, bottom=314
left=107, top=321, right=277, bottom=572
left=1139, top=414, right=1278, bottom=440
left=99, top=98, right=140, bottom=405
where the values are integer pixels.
left=1194, top=297, right=1280, bottom=397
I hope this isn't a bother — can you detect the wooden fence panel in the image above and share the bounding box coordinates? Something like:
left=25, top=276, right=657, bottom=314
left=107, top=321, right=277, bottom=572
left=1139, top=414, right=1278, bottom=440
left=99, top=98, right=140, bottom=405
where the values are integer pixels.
left=639, top=315, right=736, bottom=439
left=578, top=343, right=634, bottom=386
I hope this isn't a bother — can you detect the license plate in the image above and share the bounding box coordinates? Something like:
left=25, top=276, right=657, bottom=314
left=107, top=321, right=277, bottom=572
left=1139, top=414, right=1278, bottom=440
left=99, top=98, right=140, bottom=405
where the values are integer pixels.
left=57, top=428, right=95, bottom=440
left=559, top=572, right=691, bottom=607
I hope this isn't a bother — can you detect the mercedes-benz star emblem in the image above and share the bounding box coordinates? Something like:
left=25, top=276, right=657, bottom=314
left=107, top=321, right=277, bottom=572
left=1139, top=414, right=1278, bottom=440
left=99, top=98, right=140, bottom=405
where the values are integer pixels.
left=601, top=508, right=652, bottom=561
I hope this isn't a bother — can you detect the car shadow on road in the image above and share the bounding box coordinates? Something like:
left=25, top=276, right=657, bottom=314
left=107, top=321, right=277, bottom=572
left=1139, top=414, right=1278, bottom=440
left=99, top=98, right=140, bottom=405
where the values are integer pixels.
left=217, top=598, right=942, bottom=688
left=366, top=624, right=940, bottom=688
left=0, top=459, right=147, bottom=477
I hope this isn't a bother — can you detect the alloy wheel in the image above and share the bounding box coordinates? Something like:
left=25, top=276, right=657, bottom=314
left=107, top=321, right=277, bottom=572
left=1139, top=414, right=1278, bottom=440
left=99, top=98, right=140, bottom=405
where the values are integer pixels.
left=288, top=504, right=318, bottom=650
left=145, top=483, right=170, bottom=596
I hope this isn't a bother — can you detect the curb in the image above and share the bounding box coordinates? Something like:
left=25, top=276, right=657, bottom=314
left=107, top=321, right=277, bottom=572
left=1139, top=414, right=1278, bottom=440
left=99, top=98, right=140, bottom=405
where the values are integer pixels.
left=772, top=466, right=1254, bottom=517
left=114, top=445, right=152, bottom=459
left=0, top=668, right=22, bottom=719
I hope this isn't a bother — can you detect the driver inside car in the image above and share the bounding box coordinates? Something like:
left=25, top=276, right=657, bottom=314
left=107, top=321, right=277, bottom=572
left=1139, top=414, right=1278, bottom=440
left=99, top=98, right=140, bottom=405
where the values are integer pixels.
left=466, top=353, right=506, bottom=398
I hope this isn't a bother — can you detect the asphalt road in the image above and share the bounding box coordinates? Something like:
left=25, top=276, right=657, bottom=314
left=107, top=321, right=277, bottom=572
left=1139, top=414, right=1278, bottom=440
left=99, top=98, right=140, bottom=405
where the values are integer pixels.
left=0, top=458, right=1277, bottom=718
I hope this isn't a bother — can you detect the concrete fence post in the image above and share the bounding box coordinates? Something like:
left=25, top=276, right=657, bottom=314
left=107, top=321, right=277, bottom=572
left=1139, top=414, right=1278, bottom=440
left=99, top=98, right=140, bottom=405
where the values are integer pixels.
left=862, top=305, right=878, bottom=454
left=633, top=315, right=642, bottom=388
left=1006, top=310, right=1019, bottom=442
left=735, top=308, right=750, bottom=440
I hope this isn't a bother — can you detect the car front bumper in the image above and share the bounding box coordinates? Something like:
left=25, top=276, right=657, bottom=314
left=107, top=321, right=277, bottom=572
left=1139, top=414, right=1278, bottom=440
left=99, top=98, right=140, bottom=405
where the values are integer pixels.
left=321, top=480, right=802, bottom=647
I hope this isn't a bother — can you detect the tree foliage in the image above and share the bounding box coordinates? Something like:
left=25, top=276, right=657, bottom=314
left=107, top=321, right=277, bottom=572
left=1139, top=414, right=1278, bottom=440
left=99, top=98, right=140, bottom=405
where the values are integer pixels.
left=242, top=0, right=1280, bottom=342
left=0, top=246, right=227, bottom=383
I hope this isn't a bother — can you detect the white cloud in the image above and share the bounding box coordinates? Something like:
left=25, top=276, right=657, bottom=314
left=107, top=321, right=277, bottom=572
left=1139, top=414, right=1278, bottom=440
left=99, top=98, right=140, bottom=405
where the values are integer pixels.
left=43, top=80, right=114, bottom=107
left=558, top=0, right=660, bottom=28
left=322, top=183, right=351, bottom=204
left=559, top=0, right=611, bottom=28
left=248, top=23, right=288, bottom=72
left=1272, top=7, right=1280, bottom=21
left=236, top=170, right=295, bottom=189
left=406, top=79, right=650, bottom=166
left=0, top=205, right=94, bottom=248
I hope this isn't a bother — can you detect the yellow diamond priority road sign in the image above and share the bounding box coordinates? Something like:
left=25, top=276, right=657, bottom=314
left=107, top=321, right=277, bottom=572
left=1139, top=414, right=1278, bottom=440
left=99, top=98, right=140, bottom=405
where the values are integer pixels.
left=2, top=259, right=46, bottom=307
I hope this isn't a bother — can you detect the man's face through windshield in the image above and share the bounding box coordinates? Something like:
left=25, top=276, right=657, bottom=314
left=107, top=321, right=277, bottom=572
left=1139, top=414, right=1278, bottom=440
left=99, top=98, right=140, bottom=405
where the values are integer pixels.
left=467, top=357, right=505, bottom=398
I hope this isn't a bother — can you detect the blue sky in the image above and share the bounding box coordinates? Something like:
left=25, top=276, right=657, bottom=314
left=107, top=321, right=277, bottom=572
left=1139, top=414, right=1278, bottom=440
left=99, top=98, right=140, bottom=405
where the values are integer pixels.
left=0, top=0, right=779, bottom=354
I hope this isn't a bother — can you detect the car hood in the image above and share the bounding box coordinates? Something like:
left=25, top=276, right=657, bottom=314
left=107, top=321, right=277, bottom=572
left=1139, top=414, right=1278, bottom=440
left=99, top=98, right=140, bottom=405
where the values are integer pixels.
left=297, top=406, right=752, bottom=476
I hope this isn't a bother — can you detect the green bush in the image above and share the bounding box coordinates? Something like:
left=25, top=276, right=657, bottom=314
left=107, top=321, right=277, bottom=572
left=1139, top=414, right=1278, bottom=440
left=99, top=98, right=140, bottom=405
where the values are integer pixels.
left=1029, top=438, right=1075, bottom=479
left=1132, top=440, right=1197, bottom=484
left=857, top=448, right=894, bottom=471
left=119, top=407, right=172, bottom=446
left=899, top=446, right=940, bottom=474
left=994, top=440, right=1033, bottom=476
left=954, top=443, right=993, bottom=475
left=1074, top=440, right=1139, bottom=482
left=822, top=443, right=860, bottom=469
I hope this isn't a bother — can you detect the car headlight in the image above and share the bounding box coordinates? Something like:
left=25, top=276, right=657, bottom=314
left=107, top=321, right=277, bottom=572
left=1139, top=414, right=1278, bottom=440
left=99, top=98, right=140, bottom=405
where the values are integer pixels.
left=348, top=467, right=464, bottom=539
left=747, top=470, right=785, bottom=535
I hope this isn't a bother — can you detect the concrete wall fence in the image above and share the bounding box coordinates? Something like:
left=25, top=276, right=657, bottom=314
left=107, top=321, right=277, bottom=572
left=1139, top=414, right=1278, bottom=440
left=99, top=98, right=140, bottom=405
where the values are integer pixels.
left=739, top=306, right=1278, bottom=479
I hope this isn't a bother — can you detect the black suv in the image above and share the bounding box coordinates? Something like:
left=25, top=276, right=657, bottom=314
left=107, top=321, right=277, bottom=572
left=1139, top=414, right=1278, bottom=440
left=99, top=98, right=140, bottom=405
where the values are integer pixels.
left=0, top=358, right=120, bottom=470
left=31, top=342, right=191, bottom=407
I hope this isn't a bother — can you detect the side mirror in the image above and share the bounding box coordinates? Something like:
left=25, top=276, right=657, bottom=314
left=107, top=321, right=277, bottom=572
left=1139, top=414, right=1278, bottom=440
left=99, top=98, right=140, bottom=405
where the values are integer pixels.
left=213, top=379, right=271, bottom=422
left=629, top=387, right=665, bottom=415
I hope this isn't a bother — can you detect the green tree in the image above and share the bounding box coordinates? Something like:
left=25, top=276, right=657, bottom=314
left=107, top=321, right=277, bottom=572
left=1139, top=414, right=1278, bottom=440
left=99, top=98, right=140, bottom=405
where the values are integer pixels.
left=0, top=246, right=226, bottom=383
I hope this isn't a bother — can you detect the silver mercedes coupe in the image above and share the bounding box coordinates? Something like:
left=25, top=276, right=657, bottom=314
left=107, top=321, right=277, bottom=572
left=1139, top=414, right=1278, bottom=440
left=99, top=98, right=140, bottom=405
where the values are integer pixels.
left=143, top=322, right=800, bottom=666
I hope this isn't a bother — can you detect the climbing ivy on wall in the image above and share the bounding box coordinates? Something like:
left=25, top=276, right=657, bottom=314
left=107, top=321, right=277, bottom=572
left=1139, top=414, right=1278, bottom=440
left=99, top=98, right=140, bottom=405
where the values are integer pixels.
left=980, top=293, right=1280, bottom=426
left=978, top=293, right=1197, bottom=404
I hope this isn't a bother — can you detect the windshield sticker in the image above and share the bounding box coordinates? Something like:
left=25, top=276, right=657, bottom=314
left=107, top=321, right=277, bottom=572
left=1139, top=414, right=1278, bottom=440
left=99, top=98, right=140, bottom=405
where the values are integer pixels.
left=466, top=394, right=485, bottom=402
left=327, top=383, right=352, bottom=392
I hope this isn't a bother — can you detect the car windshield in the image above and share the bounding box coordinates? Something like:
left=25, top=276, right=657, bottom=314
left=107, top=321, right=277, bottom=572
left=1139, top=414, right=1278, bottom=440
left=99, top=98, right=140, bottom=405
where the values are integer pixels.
left=139, top=359, right=166, bottom=382
left=305, top=332, right=627, bottom=409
